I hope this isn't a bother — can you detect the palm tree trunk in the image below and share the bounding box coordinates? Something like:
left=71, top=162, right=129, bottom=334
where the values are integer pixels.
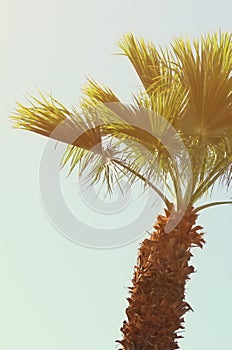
left=117, top=206, right=205, bottom=350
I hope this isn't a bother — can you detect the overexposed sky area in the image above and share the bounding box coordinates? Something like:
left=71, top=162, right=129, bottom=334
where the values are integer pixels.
left=0, top=1, right=231, bottom=349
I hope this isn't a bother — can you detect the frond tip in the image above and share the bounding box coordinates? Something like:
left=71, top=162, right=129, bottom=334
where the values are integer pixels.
left=11, top=92, right=102, bottom=151
left=81, top=79, right=120, bottom=105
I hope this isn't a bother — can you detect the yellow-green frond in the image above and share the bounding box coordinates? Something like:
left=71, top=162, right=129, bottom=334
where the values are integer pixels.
left=11, top=92, right=102, bottom=151
left=172, top=32, right=232, bottom=140
left=118, top=33, right=163, bottom=90
left=11, top=31, right=232, bottom=208
left=81, top=79, right=120, bottom=108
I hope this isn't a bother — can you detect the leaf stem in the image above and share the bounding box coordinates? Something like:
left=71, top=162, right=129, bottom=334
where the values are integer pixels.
left=193, top=201, right=232, bottom=213
left=112, top=158, right=173, bottom=210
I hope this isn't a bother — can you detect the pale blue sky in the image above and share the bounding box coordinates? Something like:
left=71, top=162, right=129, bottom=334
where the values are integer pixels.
left=0, top=0, right=232, bottom=349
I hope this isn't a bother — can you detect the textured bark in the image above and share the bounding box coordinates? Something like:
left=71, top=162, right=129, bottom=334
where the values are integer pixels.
left=117, top=206, right=205, bottom=350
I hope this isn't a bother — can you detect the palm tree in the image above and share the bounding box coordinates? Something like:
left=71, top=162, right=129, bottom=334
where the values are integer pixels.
left=11, top=31, right=231, bottom=350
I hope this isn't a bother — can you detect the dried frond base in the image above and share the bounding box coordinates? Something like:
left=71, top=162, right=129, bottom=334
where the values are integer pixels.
left=117, top=206, right=205, bottom=350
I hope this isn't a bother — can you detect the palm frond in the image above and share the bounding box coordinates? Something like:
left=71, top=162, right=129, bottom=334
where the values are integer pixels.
left=190, top=138, right=232, bottom=202
left=11, top=92, right=102, bottom=151
left=81, top=78, right=120, bottom=106
left=11, top=31, right=232, bottom=208
left=172, top=32, right=232, bottom=140
left=118, top=33, right=162, bottom=90
left=118, top=33, right=189, bottom=126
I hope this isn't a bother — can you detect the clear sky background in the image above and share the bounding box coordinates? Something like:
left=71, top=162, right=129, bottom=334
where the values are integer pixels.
left=0, top=0, right=232, bottom=349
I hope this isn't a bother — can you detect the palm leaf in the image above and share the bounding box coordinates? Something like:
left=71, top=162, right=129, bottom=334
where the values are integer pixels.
left=11, top=31, right=232, bottom=208
left=172, top=32, right=232, bottom=140
left=11, top=91, right=103, bottom=151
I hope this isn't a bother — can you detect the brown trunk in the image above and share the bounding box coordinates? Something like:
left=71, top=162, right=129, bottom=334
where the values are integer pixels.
left=117, top=206, right=205, bottom=350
